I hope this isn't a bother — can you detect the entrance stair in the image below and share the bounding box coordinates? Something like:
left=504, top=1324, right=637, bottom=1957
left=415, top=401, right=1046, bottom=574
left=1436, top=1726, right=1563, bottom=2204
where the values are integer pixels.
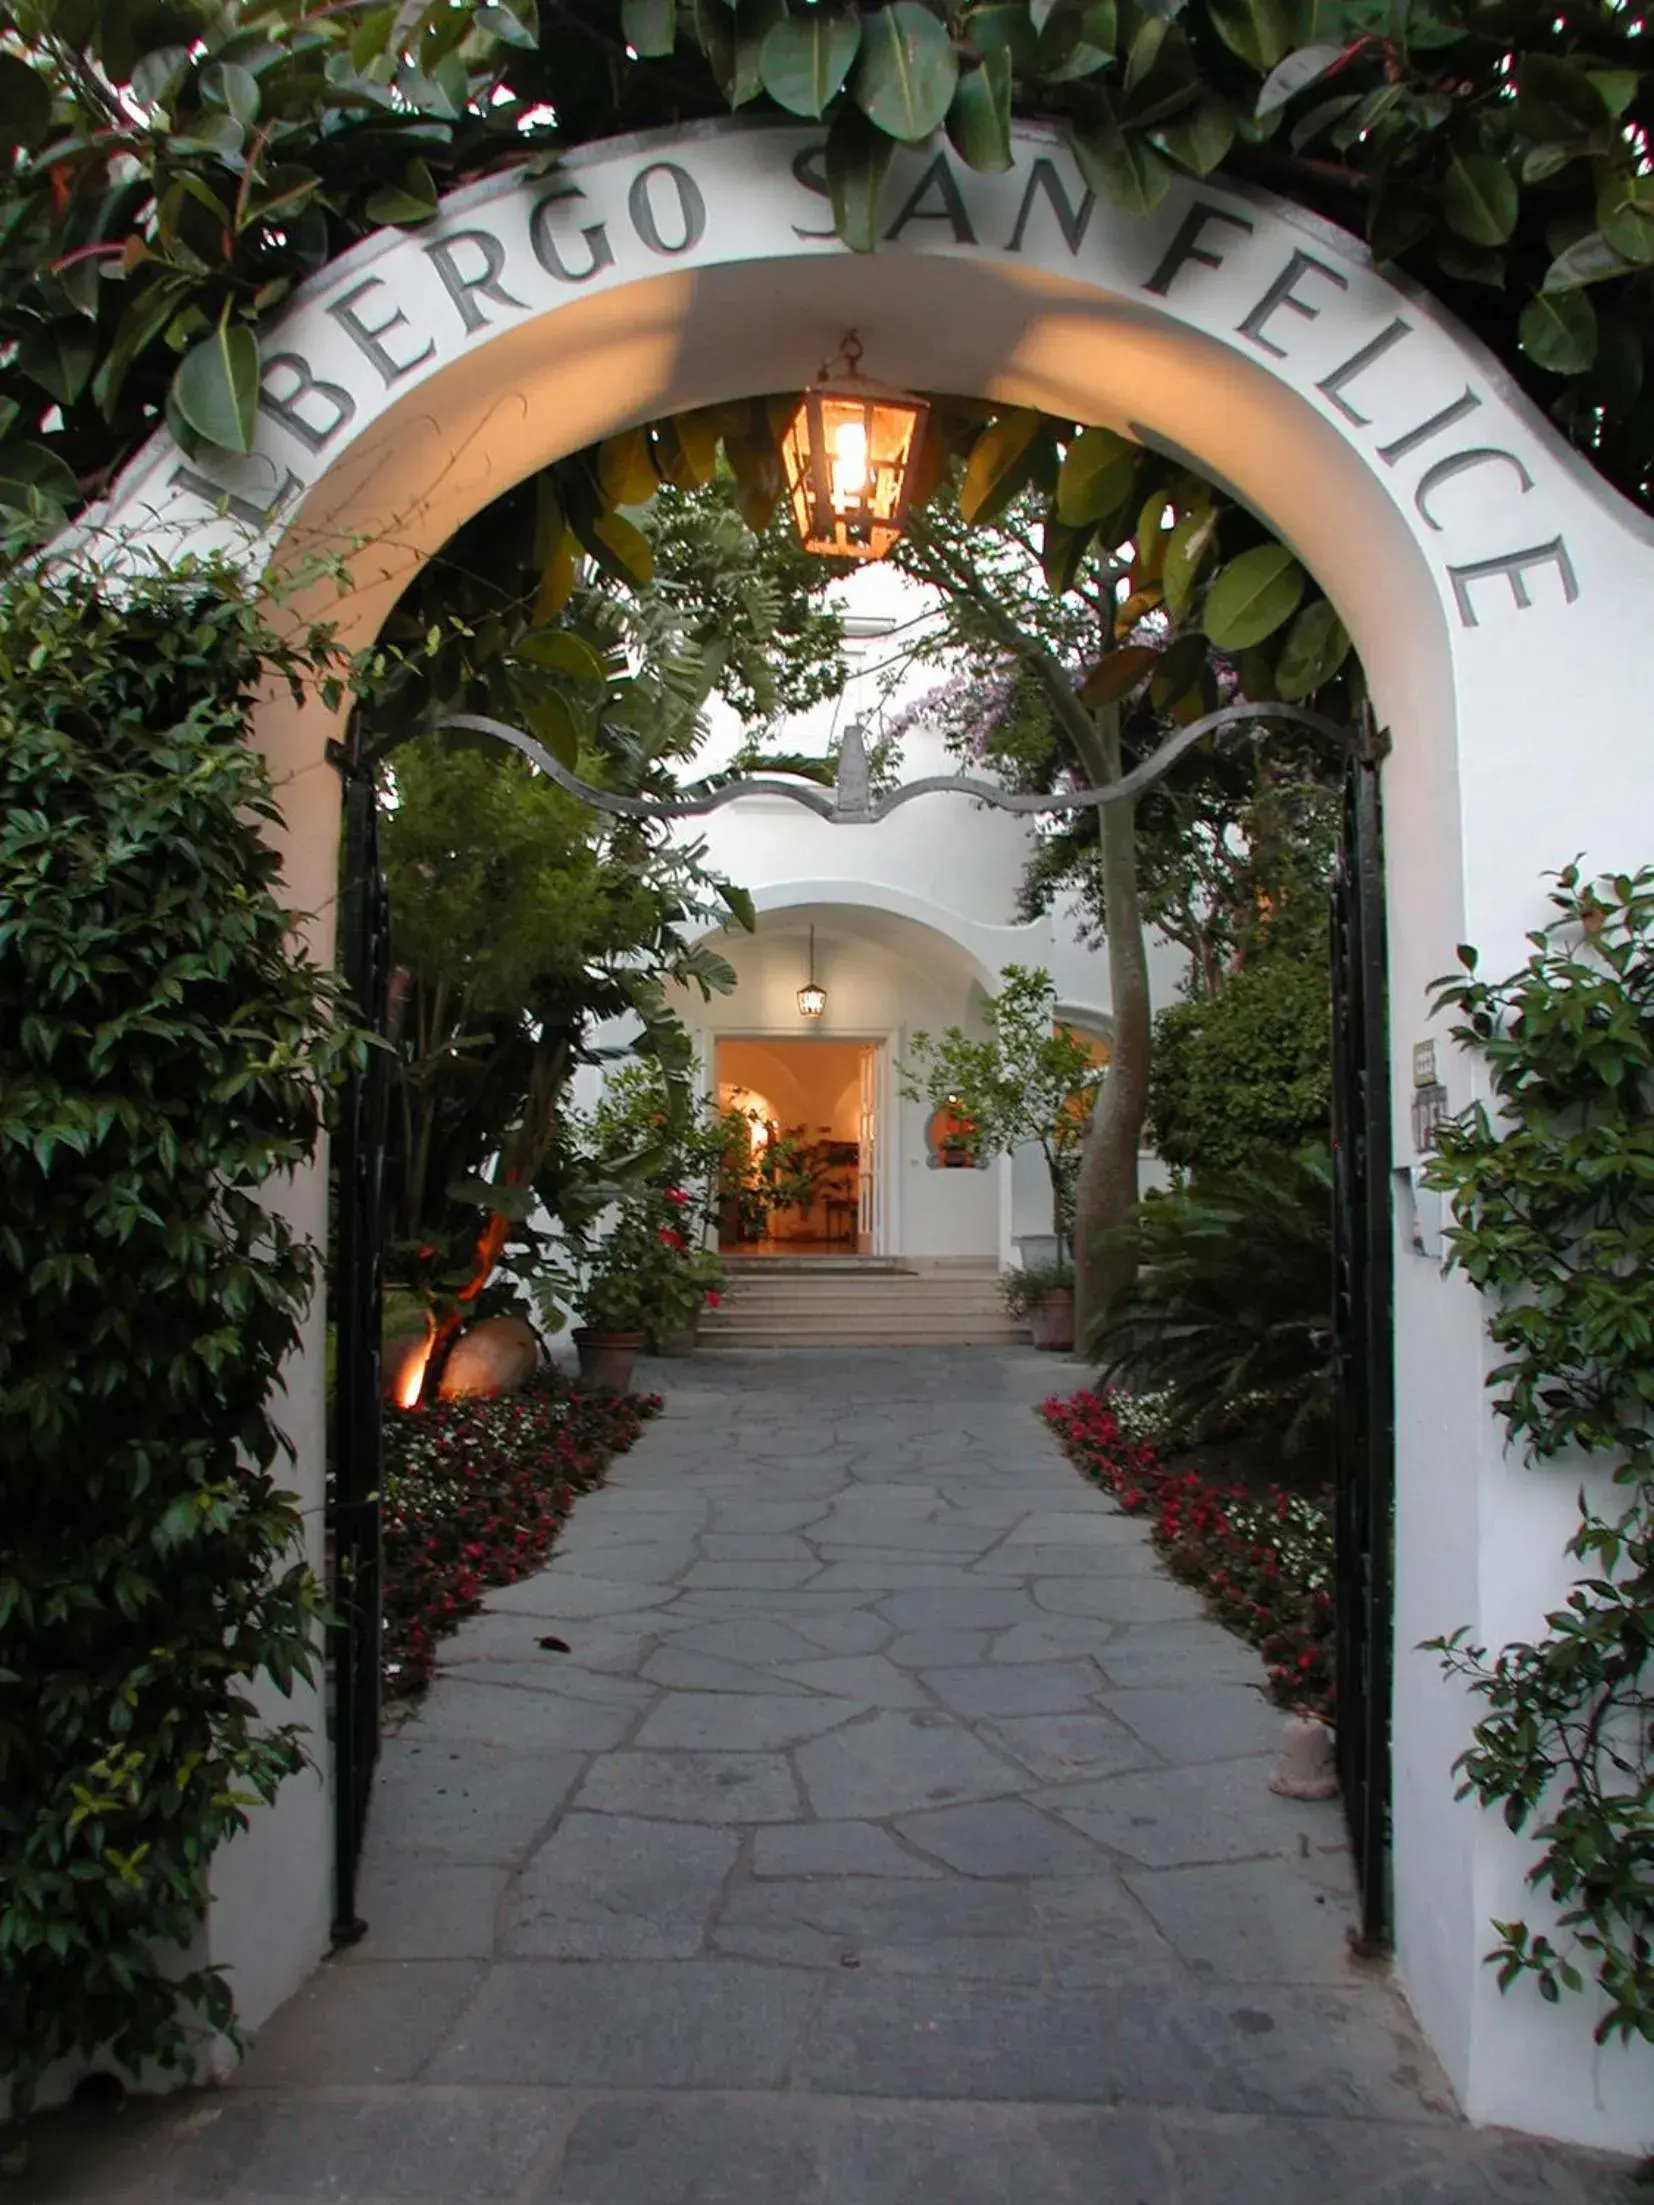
left=700, top=1258, right=1023, bottom=1349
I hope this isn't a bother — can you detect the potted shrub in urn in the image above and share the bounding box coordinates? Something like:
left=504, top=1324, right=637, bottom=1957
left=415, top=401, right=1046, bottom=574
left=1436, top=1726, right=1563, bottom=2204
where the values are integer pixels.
left=1000, top=1260, right=1077, bottom=1351
left=574, top=1199, right=673, bottom=1389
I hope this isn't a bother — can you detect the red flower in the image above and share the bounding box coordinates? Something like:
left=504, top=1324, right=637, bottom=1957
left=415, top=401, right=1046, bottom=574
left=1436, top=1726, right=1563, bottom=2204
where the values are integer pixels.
left=705, top=1289, right=721, bottom=1308
left=663, top=1188, right=691, bottom=1206
left=657, top=1227, right=685, bottom=1250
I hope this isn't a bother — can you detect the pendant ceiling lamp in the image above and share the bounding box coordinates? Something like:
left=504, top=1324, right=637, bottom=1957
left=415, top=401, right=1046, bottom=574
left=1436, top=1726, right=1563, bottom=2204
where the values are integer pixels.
left=797, top=925, right=827, bottom=1019
left=781, top=332, right=929, bottom=563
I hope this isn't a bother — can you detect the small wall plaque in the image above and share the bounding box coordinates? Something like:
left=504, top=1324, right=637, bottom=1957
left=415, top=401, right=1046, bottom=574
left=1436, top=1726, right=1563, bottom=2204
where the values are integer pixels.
left=1412, top=1039, right=1438, bottom=1088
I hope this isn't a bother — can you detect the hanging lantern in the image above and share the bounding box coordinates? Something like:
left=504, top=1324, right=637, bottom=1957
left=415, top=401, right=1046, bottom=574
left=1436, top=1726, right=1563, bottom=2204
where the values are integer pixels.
left=781, top=333, right=929, bottom=562
left=797, top=925, right=827, bottom=1019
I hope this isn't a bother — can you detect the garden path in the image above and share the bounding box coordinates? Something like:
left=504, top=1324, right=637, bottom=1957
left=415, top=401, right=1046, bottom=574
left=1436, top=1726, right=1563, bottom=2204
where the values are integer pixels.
left=35, top=1350, right=1632, bottom=2202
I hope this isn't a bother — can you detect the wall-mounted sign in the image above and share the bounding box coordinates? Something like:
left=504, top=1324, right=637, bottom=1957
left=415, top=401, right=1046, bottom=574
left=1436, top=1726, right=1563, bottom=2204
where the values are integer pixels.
left=1412, top=1039, right=1438, bottom=1088
left=1412, top=1083, right=1449, bottom=1152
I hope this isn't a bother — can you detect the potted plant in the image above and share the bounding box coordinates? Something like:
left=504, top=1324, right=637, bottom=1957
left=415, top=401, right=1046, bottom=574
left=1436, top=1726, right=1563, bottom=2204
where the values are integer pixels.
left=899, top=965, right=1103, bottom=1272
left=575, top=1197, right=675, bottom=1388
left=1000, top=1260, right=1077, bottom=1351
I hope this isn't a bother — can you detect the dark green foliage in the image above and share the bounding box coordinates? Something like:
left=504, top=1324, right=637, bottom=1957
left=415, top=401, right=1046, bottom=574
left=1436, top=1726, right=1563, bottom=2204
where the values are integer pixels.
left=0, top=558, right=358, bottom=2123
left=1422, top=865, right=1654, bottom=2045
left=1147, top=953, right=1331, bottom=1176
left=1088, top=1147, right=1335, bottom=1456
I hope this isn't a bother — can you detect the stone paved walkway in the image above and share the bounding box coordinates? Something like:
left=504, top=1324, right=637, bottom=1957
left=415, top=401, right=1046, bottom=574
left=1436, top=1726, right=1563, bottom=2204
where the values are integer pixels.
left=33, top=1351, right=1633, bottom=2202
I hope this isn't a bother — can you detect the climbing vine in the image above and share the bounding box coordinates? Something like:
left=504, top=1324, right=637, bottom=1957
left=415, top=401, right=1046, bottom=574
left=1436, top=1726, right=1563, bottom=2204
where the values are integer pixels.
left=1423, top=864, right=1654, bottom=2046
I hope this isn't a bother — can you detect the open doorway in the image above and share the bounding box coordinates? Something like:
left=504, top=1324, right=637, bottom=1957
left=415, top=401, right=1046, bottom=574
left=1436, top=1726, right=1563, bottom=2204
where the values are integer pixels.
left=715, top=1037, right=880, bottom=1256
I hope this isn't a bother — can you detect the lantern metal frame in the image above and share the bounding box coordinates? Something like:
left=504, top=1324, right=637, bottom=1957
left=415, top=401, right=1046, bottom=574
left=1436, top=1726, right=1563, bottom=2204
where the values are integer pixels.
left=780, top=332, right=930, bottom=562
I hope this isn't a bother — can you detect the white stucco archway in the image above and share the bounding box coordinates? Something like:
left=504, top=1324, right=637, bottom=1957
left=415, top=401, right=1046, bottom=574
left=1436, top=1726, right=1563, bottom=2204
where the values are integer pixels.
left=91, top=117, right=1654, bottom=2148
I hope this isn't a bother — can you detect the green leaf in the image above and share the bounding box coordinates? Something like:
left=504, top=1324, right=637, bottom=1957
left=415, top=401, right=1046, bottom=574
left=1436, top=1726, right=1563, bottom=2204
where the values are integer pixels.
left=760, top=9, right=861, bottom=117
left=621, top=0, right=676, bottom=54
left=476, top=0, right=540, bottom=49
left=1055, top=424, right=1136, bottom=528
left=1162, top=505, right=1219, bottom=621
left=1207, top=0, right=1293, bottom=74
left=826, top=102, right=895, bottom=253
left=0, top=54, right=52, bottom=155
left=946, top=49, right=1013, bottom=173
left=852, top=0, right=960, bottom=143
left=1442, top=151, right=1517, bottom=247
left=19, top=318, right=98, bottom=407
left=1519, top=288, right=1597, bottom=375
left=170, top=316, right=260, bottom=455
left=199, top=59, right=260, bottom=123
left=1071, top=106, right=1172, bottom=217
left=1274, top=597, right=1351, bottom=697
left=1040, top=515, right=1094, bottom=594
left=1542, top=233, right=1636, bottom=294
left=514, top=629, right=608, bottom=684
left=586, top=509, right=655, bottom=589
left=1202, top=543, right=1306, bottom=650
left=520, top=688, right=582, bottom=766
left=0, top=439, right=79, bottom=511
left=959, top=408, right=1044, bottom=526
left=718, top=881, right=758, bottom=931
left=597, top=428, right=659, bottom=508
left=365, top=158, right=440, bottom=228
left=653, top=411, right=720, bottom=489
left=1158, top=90, right=1235, bottom=177
left=1256, top=42, right=1345, bottom=117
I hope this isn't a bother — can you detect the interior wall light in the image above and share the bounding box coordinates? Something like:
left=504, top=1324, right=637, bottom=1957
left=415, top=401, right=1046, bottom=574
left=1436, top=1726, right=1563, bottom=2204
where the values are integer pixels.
left=797, top=925, right=827, bottom=1020
left=781, top=331, right=929, bottom=562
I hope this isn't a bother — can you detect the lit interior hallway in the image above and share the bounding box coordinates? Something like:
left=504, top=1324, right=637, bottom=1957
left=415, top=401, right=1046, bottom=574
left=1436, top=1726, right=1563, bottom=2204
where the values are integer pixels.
left=34, top=1350, right=1633, bottom=2203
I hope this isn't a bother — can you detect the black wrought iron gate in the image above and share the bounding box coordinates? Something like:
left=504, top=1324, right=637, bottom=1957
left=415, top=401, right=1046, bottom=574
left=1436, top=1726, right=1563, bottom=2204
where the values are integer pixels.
left=1329, top=735, right=1396, bottom=1950
left=329, top=745, right=392, bottom=1942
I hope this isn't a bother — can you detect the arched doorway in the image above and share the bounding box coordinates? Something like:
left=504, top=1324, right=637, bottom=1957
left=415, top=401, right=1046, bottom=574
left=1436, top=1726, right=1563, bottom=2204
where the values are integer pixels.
left=91, top=119, right=1654, bottom=2147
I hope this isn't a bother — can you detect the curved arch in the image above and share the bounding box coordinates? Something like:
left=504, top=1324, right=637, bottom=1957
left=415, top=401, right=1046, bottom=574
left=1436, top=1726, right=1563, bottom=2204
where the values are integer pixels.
left=96, top=118, right=1654, bottom=2146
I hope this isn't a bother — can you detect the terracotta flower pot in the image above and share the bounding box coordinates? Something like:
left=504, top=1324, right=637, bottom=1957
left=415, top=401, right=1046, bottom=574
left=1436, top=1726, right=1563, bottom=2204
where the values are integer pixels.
left=1028, top=1287, right=1075, bottom=1352
left=572, top=1327, right=645, bottom=1391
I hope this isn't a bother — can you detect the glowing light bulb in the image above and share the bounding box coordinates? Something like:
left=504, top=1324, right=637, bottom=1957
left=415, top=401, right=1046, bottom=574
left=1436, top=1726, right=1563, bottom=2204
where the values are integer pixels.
left=830, top=418, right=869, bottom=507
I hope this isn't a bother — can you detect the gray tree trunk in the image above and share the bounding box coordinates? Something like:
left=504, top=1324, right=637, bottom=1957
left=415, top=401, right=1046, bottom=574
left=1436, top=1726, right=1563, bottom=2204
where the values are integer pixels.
left=1071, top=705, right=1152, bottom=1347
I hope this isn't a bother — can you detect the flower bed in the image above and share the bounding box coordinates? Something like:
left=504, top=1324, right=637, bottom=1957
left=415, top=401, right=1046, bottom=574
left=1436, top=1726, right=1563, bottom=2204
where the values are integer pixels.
left=380, top=1368, right=661, bottom=1696
left=1041, top=1389, right=1335, bottom=1716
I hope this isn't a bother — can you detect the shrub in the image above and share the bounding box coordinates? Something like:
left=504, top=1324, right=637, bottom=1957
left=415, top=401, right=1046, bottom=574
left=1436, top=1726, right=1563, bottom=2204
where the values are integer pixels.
left=1087, top=1147, right=1335, bottom=1457
left=381, top=1370, right=660, bottom=1695
left=999, top=1260, right=1074, bottom=1320
left=1147, top=951, right=1331, bottom=1178
left=1422, top=865, right=1654, bottom=2046
left=0, top=560, right=356, bottom=2123
left=1043, top=1390, right=1334, bottom=1714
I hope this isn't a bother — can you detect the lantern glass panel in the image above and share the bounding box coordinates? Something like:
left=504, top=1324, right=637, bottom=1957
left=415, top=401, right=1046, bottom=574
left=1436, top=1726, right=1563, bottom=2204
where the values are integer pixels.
left=782, top=377, right=927, bottom=561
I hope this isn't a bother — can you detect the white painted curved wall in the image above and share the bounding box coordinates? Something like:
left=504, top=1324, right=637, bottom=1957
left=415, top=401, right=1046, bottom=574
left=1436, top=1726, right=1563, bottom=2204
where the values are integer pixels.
left=89, top=116, right=1654, bottom=2149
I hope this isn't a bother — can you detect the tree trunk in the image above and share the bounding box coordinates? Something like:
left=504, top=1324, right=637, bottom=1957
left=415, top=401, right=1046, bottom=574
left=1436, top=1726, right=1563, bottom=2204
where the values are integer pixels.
left=1072, top=706, right=1152, bottom=1346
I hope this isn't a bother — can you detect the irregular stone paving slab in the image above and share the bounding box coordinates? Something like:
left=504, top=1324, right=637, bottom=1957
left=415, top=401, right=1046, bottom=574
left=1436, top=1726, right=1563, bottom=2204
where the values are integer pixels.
left=1041, top=1756, right=1346, bottom=1870
left=33, top=1349, right=1634, bottom=2205
left=752, top=1818, right=944, bottom=1879
left=575, top=1747, right=802, bottom=1824
left=794, top=1707, right=1028, bottom=1820
left=893, top=1797, right=1110, bottom=1879
left=506, top=1813, right=738, bottom=1959
left=1100, top=1683, right=1288, bottom=1764
left=632, top=1689, right=868, bottom=1752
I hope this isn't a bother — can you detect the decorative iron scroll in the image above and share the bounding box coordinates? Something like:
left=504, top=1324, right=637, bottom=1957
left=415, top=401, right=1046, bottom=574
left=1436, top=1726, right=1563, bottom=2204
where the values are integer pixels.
left=436, top=701, right=1356, bottom=825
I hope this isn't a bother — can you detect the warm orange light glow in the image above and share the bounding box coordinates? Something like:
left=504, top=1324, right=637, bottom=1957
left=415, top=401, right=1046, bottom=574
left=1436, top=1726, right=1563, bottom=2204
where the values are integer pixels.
left=781, top=368, right=928, bottom=562
left=395, top=1328, right=434, bottom=1409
